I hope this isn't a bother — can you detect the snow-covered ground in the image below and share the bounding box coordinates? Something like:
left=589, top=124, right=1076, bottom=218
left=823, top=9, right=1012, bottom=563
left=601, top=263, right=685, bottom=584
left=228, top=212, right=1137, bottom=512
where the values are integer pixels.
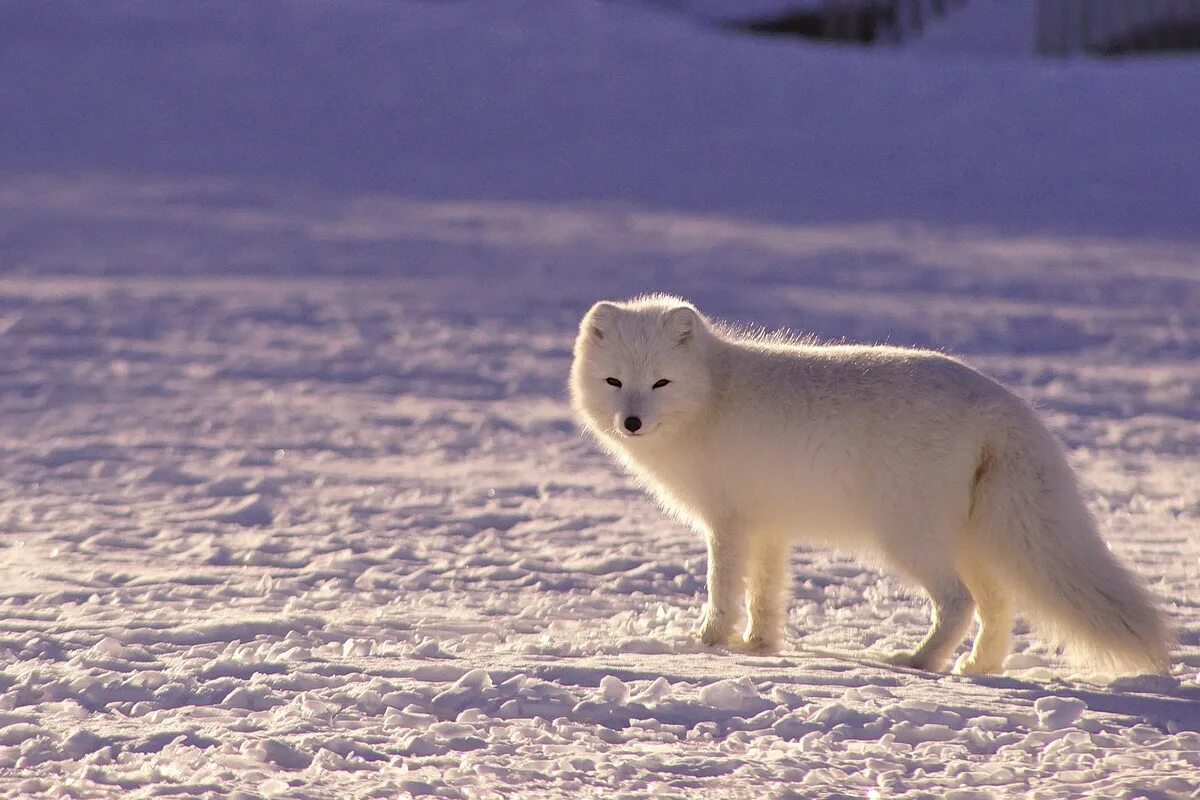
left=1, top=1, right=1199, bottom=798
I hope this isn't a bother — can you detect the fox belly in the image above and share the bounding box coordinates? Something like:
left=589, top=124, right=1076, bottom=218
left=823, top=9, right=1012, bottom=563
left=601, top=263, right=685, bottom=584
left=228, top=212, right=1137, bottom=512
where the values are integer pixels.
left=645, top=414, right=978, bottom=548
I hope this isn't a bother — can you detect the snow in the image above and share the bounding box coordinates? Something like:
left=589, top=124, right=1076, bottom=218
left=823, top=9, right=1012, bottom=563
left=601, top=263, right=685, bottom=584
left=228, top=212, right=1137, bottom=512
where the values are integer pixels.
left=698, top=678, right=769, bottom=713
left=1034, top=696, right=1089, bottom=730
left=4, top=1, right=1200, bottom=240
left=0, top=0, right=1198, bottom=797
left=907, top=0, right=1039, bottom=56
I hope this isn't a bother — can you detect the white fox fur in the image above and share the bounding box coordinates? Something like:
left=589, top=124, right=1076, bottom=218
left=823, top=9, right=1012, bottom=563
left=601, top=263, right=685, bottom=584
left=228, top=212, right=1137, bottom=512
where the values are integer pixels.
left=569, top=295, right=1172, bottom=675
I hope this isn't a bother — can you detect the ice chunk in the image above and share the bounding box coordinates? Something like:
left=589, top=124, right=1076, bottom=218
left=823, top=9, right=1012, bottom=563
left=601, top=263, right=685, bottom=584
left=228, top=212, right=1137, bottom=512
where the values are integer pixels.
left=428, top=721, right=476, bottom=739
left=260, top=778, right=290, bottom=797
left=698, top=678, right=765, bottom=714
left=599, top=675, right=629, bottom=705
left=245, top=739, right=311, bottom=769
left=210, top=495, right=273, bottom=527
left=411, top=639, right=444, bottom=658
left=223, top=686, right=274, bottom=711
left=891, top=721, right=959, bottom=745
left=772, top=712, right=815, bottom=740
left=0, top=724, right=47, bottom=747
left=60, top=729, right=109, bottom=758
left=1034, top=696, right=1087, bottom=730
left=355, top=689, right=384, bottom=714
left=92, top=637, right=125, bottom=658
left=633, top=677, right=672, bottom=704
left=384, top=705, right=437, bottom=730
left=451, top=668, right=493, bottom=693
left=807, top=703, right=876, bottom=729
left=397, top=734, right=448, bottom=757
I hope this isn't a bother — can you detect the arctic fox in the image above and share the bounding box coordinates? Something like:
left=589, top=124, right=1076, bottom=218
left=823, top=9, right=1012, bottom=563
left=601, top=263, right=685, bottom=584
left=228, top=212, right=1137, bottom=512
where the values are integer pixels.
left=569, top=295, right=1172, bottom=675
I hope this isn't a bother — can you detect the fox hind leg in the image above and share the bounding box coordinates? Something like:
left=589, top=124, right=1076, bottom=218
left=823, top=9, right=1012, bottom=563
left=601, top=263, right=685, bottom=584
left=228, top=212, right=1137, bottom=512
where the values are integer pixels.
left=886, top=576, right=975, bottom=671
left=954, top=561, right=1013, bottom=675
left=881, top=536, right=976, bottom=671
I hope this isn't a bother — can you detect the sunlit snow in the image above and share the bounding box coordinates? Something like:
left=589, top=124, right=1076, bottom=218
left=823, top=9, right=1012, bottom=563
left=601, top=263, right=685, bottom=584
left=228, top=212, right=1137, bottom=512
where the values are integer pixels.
left=1, top=1, right=1198, bottom=798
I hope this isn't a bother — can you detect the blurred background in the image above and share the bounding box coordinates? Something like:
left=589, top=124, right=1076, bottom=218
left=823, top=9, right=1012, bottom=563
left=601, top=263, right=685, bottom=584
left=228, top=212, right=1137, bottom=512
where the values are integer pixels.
left=2, top=6, right=1199, bottom=796
left=2, top=0, right=1198, bottom=383
left=3, top=0, right=1199, bottom=259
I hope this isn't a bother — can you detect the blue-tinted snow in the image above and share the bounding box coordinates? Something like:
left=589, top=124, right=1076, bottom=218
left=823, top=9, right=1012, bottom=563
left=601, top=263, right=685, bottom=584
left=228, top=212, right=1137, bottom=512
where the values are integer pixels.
left=0, top=1, right=1198, bottom=798
left=2, top=0, right=1198, bottom=239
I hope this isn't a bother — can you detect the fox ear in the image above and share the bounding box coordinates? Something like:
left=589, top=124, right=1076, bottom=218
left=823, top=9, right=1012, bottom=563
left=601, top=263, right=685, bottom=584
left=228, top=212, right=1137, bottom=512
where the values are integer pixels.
left=663, top=306, right=699, bottom=346
left=584, top=301, right=619, bottom=341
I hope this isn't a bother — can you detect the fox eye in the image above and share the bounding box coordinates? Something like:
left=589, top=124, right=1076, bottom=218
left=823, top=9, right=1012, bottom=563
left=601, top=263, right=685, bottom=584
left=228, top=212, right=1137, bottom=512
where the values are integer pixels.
left=652, top=379, right=670, bottom=389
left=605, top=377, right=622, bottom=388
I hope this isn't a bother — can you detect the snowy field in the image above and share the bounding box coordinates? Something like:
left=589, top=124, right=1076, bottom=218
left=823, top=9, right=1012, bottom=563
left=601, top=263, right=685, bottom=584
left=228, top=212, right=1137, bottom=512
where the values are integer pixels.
left=2, top=2, right=1200, bottom=798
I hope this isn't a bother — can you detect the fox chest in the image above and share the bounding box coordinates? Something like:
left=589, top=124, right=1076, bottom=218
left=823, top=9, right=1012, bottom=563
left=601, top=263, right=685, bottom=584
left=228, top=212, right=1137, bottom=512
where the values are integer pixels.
left=629, top=435, right=871, bottom=532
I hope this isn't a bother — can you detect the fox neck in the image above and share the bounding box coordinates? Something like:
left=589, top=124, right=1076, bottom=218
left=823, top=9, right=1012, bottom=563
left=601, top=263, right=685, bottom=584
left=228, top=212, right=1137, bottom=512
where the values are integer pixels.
left=610, top=410, right=707, bottom=469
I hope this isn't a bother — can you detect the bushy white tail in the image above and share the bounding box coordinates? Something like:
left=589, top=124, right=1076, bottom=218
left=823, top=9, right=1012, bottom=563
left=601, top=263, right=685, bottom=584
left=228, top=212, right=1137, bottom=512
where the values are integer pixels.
left=971, top=410, right=1173, bottom=674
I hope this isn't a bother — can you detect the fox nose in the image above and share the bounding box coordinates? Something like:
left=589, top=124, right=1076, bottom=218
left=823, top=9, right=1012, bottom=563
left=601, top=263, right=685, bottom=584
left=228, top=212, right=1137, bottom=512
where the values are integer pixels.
left=623, top=416, right=642, bottom=433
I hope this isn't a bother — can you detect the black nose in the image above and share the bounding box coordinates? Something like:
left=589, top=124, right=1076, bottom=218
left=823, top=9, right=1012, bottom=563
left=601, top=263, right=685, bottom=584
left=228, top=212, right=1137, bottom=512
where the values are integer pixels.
left=623, top=416, right=642, bottom=433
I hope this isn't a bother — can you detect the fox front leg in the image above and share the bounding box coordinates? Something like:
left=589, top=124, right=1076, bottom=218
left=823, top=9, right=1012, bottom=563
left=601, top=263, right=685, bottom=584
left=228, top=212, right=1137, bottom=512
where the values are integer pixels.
left=698, top=527, right=749, bottom=646
left=743, top=536, right=789, bottom=652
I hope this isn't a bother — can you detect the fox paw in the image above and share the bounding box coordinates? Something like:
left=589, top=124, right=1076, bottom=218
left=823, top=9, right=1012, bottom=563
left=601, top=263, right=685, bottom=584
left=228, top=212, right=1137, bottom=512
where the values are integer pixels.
left=883, top=650, right=941, bottom=672
left=952, top=653, right=1002, bottom=676
left=698, top=610, right=736, bottom=647
left=738, top=629, right=782, bottom=654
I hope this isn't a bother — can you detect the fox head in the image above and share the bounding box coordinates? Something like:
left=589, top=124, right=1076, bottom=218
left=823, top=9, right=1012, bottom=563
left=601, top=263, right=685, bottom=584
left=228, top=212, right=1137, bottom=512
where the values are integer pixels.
left=569, top=296, right=714, bottom=443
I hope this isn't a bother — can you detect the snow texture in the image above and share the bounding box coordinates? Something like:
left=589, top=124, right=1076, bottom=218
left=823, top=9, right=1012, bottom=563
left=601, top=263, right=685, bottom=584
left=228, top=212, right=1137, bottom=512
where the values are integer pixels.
left=0, top=1, right=1198, bottom=798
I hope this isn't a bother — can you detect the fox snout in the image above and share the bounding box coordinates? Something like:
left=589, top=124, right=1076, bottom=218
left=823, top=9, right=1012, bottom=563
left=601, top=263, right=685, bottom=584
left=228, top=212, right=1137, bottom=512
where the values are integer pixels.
left=614, top=404, right=649, bottom=436
left=613, top=392, right=653, bottom=436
